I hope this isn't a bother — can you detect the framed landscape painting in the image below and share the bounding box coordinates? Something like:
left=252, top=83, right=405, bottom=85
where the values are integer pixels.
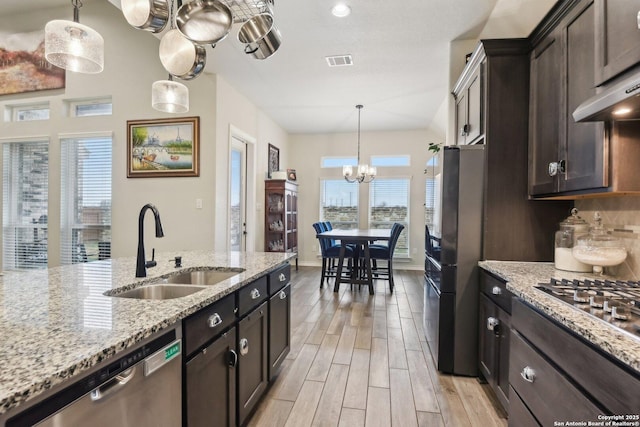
left=0, top=30, right=65, bottom=96
left=127, top=116, right=200, bottom=178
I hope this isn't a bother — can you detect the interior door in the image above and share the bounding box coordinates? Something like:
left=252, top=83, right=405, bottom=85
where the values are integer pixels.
left=230, top=137, right=247, bottom=251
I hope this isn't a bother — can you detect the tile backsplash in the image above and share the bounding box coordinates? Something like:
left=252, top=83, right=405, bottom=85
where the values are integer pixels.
left=575, top=196, right=640, bottom=280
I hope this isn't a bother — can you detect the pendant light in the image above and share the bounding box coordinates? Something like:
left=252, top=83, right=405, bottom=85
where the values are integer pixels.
left=152, top=75, right=189, bottom=113
left=45, top=0, right=104, bottom=74
left=344, top=104, right=376, bottom=183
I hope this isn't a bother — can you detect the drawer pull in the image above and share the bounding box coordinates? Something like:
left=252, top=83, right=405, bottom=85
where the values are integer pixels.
left=228, top=349, right=238, bottom=367
left=521, top=366, right=536, bottom=383
left=486, top=317, right=500, bottom=332
left=240, top=338, right=249, bottom=356
left=279, top=273, right=286, bottom=282
left=279, top=290, right=287, bottom=300
left=250, top=288, right=261, bottom=299
left=491, top=286, right=502, bottom=295
left=208, top=313, right=222, bottom=328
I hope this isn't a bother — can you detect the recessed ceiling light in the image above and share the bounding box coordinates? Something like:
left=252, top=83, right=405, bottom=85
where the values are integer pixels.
left=332, top=3, right=351, bottom=17
left=613, top=107, right=632, bottom=116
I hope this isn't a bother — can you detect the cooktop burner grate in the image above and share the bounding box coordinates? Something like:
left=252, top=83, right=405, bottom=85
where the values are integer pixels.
left=534, top=278, right=640, bottom=339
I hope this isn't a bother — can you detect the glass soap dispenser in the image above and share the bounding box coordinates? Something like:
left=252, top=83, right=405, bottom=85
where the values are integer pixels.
left=554, top=208, right=591, bottom=272
left=572, top=211, right=627, bottom=275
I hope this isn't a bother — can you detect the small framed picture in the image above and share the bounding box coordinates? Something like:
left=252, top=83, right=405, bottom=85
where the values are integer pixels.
left=287, top=169, right=297, bottom=181
left=268, top=143, right=279, bottom=179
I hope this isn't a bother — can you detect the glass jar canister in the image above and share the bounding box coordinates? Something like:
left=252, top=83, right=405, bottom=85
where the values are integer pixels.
left=572, top=211, right=627, bottom=275
left=554, top=208, right=591, bottom=272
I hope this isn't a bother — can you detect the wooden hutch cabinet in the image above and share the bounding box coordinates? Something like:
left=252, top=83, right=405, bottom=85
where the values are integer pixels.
left=264, top=180, right=298, bottom=263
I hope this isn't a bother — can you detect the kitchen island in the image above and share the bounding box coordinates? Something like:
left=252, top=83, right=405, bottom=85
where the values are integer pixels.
left=479, top=260, right=640, bottom=372
left=0, top=250, right=295, bottom=420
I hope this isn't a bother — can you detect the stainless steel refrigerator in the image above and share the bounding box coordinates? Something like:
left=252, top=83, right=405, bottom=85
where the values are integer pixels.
left=424, top=145, right=484, bottom=376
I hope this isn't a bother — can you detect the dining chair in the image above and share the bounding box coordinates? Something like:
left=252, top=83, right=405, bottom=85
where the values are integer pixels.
left=313, top=222, right=353, bottom=288
left=366, top=223, right=405, bottom=292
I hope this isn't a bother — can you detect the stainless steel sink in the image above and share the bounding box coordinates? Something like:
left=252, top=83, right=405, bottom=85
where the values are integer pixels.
left=164, top=268, right=244, bottom=286
left=111, top=284, right=206, bottom=300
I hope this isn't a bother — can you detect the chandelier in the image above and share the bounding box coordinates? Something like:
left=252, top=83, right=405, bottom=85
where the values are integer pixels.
left=343, top=104, right=376, bottom=183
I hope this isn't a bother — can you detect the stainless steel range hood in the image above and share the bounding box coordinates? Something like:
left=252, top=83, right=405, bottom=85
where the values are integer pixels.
left=573, top=72, right=640, bottom=122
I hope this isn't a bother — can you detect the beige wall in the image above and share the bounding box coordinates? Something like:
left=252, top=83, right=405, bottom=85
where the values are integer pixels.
left=0, top=0, right=288, bottom=268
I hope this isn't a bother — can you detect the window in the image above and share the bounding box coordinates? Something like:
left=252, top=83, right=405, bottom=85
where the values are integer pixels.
left=369, top=178, right=410, bottom=256
left=70, top=98, right=113, bottom=117
left=371, top=155, right=410, bottom=167
left=11, top=104, right=50, bottom=122
left=60, top=135, right=112, bottom=265
left=319, top=179, right=358, bottom=229
left=2, top=140, right=49, bottom=270
left=321, top=157, right=357, bottom=168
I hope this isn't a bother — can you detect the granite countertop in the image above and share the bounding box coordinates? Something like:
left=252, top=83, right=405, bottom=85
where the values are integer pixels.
left=479, top=260, right=640, bottom=373
left=0, top=250, right=295, bottom=416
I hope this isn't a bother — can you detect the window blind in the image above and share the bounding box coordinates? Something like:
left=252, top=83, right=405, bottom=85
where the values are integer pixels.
left=60, top=136, right=112, bottom=265
left=319, top=179, right=359, bottom=229
left=369, top=178, right=409, bottom=256
left=2, top=141, right=49, bottom=270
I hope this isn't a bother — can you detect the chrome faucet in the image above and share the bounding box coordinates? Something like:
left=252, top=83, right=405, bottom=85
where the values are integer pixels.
left=136, top=203, right=164, bottom=278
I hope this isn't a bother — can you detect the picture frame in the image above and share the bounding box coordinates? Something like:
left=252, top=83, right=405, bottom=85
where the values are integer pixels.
left=127, top=116, right=200, bottom=178
left=287, top=168, right=297, bottom=181
left=268, top=143, right=280, bottom=178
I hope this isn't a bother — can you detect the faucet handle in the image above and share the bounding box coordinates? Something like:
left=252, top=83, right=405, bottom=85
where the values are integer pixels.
left=145, top=248, right=157, bottom=268
left=170, top=256, right=182, bottom=268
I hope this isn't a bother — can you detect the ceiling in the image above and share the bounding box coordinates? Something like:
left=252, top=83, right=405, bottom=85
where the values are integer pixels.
left=7, top=0, right=501, bottom=134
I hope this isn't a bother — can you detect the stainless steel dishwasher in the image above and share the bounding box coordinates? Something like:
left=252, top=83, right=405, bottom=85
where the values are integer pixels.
left=6, top=326, right=182, bottom=427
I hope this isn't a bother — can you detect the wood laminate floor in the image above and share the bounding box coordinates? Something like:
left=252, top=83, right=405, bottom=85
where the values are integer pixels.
left=249, top=267, right=508, bottom=427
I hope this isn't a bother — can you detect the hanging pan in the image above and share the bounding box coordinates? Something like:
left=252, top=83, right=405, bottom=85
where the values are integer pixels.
left=121, top=0, right=169, bottom=33
left=159, top=29, right=207, bottom=80
left=238, top=13, right=282, bottom=60
left=175, top=0, right=233, bottom=44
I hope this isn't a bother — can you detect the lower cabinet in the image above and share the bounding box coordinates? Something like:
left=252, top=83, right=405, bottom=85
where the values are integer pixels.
left=269, top=283, right=291, bottom=381
left=185, top=328, right=237, bottom=427
left=237, top=301, right=269, bottom=426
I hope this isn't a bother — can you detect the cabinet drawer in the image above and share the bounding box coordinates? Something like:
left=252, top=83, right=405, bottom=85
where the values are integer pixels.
left=512, top=299, right=640, bottom=413
left=509, top=330, right=601, bottom=427
left=507, top=385, right=540, bottom=427
left=268, top=263, right=290, bottom=295
left=238, top=276, right=268, bottom=317
left=184, top=292, right=236, bottom=357
left=480, top=271, right=513, bottom=313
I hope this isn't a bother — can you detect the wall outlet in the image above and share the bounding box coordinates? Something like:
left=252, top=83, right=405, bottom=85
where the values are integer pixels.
left=196, top=199, right=203, bottom=209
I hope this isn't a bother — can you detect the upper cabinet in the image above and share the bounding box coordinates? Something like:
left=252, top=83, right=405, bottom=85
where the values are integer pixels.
left=594, top=0, right=640, bottom=86
left=454, top=66, right=482, bottom=145
left=528, top=0, right=640, bottom=198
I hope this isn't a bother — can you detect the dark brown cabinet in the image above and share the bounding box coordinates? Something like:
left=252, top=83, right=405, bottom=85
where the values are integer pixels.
left=237, top=301, right=268, bottom=426
left=529, top=0, right=605, bottom=196
left=268, top=283, right=290, bottom=381
left=454, top=63, right=482, bottom=145
left=509, top=299, right=640, bottom=426
left=265, top=180, right=298, bottom=254
left=595, top=0, right=640, bottom=86
left=186, top=328, right=237, bottom=427
left=478, top=271, right=512, bottom=412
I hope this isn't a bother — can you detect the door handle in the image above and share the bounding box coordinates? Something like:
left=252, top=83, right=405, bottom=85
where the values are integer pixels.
left=90, top=367, right=136, bottom=401
left=486, top=317, right=500, bottom=334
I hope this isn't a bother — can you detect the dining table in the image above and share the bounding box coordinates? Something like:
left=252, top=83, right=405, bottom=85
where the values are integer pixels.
left=316, top=228, right=392, bottom=295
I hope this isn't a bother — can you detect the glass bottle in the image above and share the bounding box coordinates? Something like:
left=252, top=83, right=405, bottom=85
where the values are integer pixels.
left=572, top=211, right=627, bottom=275
left=554, top=208, right=591, bottom=272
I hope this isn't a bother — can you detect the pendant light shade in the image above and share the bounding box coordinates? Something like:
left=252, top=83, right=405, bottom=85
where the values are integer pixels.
left=344, top=104, right=376, bottom=183
left=44, top=1, right=104, bottom=74
left=152, top=77, right=189, bottom=113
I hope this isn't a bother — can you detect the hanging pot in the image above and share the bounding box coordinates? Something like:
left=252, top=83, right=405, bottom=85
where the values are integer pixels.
left=121, top=0, right=169, bottom=33
left=159, top=29, right=206, bottom=80
left=237, top=13, right=282, bottom=60
left=175, top=0, right=233, bottom=44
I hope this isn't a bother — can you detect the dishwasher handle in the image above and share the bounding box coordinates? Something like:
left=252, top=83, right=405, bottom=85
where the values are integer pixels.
left=90, top=367, right=136, bottom=401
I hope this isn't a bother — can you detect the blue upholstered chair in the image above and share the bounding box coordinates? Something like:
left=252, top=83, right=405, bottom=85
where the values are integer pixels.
left=366, top=223, right=405, bottom=292
left=313, top=222, right=353, bottom=288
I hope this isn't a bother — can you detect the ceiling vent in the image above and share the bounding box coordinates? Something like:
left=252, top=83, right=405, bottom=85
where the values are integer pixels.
left=326, top=55, right=353, bottom=67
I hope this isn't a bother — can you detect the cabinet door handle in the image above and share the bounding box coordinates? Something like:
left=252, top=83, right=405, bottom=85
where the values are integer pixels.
left=208, top=313, right=222, bottom=328
left=240, top=338, right=249, bottom=356
left=521, top=366, right=536, bottom=383
left=279, top=290, right=287, bottom=300
left=558, top=159, right=566, bottom=174
left=491, top=286, right=502, bottom=295
left=228, top=349, right=238, bottom=367
left=486, top=317, right=500, bottom=332
left=279, top=273, right=286, bottom=282
left=548, top=161, right=558, bottom=176
left=250, top=288, right=261, bottom=299
left=459, top=124, right=470, bottom=136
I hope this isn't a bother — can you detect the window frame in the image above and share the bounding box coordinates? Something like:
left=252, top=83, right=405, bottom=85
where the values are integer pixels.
left=368, top=176, right=411, bottom=258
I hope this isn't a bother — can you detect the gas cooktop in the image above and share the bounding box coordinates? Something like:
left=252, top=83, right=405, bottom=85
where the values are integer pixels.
left=535, top=278, right=640, bottom=340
